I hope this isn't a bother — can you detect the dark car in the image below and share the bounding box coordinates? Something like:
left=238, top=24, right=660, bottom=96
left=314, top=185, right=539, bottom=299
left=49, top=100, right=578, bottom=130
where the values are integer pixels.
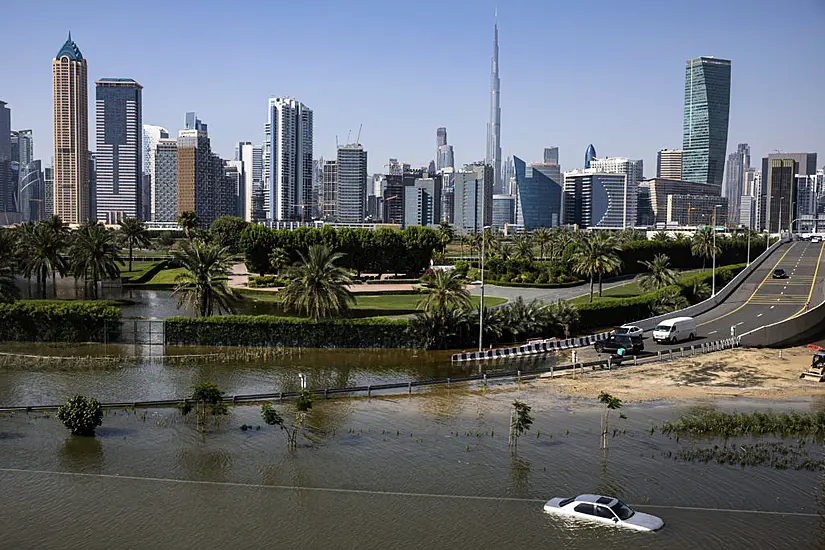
left=772, top=268, right=788, bottom=279
left=594, top=334, right=644, bottom=355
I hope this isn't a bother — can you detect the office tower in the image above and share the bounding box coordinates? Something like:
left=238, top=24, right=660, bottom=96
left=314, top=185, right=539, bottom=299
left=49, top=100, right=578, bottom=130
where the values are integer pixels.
left=144, top=125, right=169, bottom=221
left=404, top=176, right=441, bottom=227
left=95, top=78, right=143, bottom=223
left=383, top=167, right=422, bottom=224
left=584, top=144, right=597, bottom=169
left=636, top=183, right=654, bottom=226
left=543, top=147, right=559, bottom=165
left=587, top=157, right=643, bottom=226
left=643, top=178, right=722, bottom=226
left=453, top=163, right=493, bottom=234
left=321, top=159, right=338, bottom=220
left=52, top=33, right=89, bottom=224
left=562, top=169, right=632, bottom=229
left=486, top=16, right=502, bottom=193
left=513, top=156, right=562, bottom=229
left=492, top=194, right=515, bottom=230
left=428, top=160, right=436, bottom=177
left=763, top=153, right=817, bottom=232
left=19, top=160, right=44, bottom=222
left=11, top=130, right=34, bottom=167
left=266, top=97, right=313, bottom=221
left=312, top=157, right=323, bottom=218
left=153, top=138, right=177, bottom=222
left=337, top=143, right=367, bottom=224
left=501, top=156, right=515, bottom=195
left=440, top=169, right=455, bottom=224
left=437, top=144, right=454, bottom=172
left=88, top=152, right=96, bottom=221
left=723, top=143, right=750, bottom=226
left=44, top=166, right=53, bottom=217
left=235, top=141, right=255, bottom=221
left=224, top=160, right=243, bottom=219
left=176, top=112, right=210, bottom=225
left=682, top=56, right=731, bottom=186
left=656, top=149, right=683, bottom=179
left=0, top=101, right=11, bottom=215
left=739, top=195, right=757, bottom=230
left=437, top=127, right=447, bottom=148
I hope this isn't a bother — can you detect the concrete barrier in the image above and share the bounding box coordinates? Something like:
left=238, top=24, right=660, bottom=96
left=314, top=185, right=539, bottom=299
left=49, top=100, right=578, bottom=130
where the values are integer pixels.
left=740, top=300, right=825, bottom=347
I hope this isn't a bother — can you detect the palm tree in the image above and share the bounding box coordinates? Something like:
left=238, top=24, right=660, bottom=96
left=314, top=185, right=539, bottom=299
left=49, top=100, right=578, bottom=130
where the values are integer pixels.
left=269, top=247, right=291, bottom=276
left=691, top=227, right=719, bottom=269
left=69, top=221, right=121, bottom=299
left=501, top=297, right=551, bottom=341
left=637, top=253, right=679, bottom=292
left=437, top=221, right=454, bottom=253
left=514, top=233, right=534, bottom=260
left=177, top=211, right=200, bottom=241
left=550, top=299, right=579, bottom=339
left=42, top=215, right=69, bottom=238
left=409, top=306, right=472, bottom=350
left=571, top=232, right=622, bottom=302
left=279, top=244, right=355, bottom=320
left=652, top=230, right=671, bottom=243
left=532, top=227, right=552, bottom=260
left=418, top=269, right=471, bottom=313
left=171, top=240, right=236, bottom=317
left=118, top=217, right=150, bottom=272
left=20, top=223, right=69, bottom=297
left=0, top=229, right=20, bottom=303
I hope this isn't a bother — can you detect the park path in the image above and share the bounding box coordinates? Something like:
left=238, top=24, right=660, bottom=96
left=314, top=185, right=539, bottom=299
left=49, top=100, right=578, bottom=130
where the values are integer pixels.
left=228, top=264, right=416, bottom=293
left=468, top=275, right=636, bottom=304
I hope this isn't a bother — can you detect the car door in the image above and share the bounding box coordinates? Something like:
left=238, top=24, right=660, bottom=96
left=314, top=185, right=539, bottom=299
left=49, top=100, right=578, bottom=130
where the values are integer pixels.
left=572, top=503, right=596, bottom=522
left=595, top=505, right=619, bottom=526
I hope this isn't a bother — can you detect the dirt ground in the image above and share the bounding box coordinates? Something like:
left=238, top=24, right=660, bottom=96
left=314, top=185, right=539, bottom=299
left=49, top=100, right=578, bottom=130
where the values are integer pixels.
left=541, top=346, right=825, bottom=402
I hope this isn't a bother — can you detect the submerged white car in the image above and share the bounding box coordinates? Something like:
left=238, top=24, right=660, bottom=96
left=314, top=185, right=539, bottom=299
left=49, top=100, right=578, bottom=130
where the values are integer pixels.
left=543, top=494, right=664, bottom=531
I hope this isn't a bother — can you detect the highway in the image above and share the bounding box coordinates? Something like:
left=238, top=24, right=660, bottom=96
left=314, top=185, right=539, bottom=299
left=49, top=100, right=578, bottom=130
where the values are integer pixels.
left=640, top=240, right=825, bottom=353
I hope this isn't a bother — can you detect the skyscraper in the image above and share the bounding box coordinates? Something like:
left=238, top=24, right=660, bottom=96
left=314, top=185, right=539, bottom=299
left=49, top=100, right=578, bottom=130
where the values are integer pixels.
left=177, top=112, right=210, bottom=225
left=656, top=149, right=683, bottom=179
left=587, top=157, right=643, bottom=227
left=144, top=125, right=169, bottom=221
left=153, top=138, right=177, bottom=222
left=585, top=144, right=597, bottom=169
left=52, top=32, right=89, bottom=224
left=723, top=143, right=750, bottom=226
left=404, top=176, right=441, bottom=228
left=682, top=56, right=731, bottom=186
left=486, top=16, right=502, bottom=193
left=453, top=163, right=493, bottom=234
left=235, top=142, right=255, bottom=222
left=321, top=159, right=338, bottom=220
left=562, top=170, right=631, bottom=229
left=543, top=147, right=559, bottom=165
left=11, top=129, right=34, bottom=167
left=18, top=160, right=44, bottom=222
left=763, top=152, right=818, bottom=232
left=436, top=127, right=454, bottom=172
left=0, top=101, right=12, bottom=216
left=513, top=156, right=562, bottom=229
left=437, top=127, right=447, bottom=148
left=266, top=97, right=313, bottom=221
left=337, top=143, right=367, bottom=224
left=95, top=78, right=143, bottom=223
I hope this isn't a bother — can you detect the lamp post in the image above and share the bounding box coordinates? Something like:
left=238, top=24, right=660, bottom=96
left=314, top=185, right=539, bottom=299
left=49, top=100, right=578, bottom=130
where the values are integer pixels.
left=712, top=204, right=722, bottom=297
left=478, top=225, right=491, bottom=352
left=764, top=230, right=770, bottom=253
left=746, top=226, right=751, bottom=266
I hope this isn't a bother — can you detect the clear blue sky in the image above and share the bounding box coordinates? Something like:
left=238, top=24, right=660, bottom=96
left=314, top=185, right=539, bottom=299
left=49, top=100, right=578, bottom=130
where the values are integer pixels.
left=3, top=0, right=824, bottom=177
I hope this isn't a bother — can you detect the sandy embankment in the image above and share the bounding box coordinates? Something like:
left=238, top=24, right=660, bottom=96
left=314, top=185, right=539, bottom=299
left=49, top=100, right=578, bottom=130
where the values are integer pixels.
left=542, top=346, right=825, bottom=402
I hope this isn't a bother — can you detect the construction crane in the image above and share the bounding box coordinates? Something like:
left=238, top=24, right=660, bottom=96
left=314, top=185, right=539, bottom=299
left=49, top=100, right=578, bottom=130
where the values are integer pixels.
left=297, top=202, right=318, bottom=224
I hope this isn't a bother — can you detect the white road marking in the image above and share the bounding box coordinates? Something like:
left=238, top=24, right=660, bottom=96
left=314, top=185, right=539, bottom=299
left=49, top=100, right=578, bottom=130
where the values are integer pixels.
left=757, top=313, right=763, bottom=317
left=708, top=330, right=718, bottom=335
left=771, top=305, right=775, bottom=309
left=736, top=322, right=744, bottom=326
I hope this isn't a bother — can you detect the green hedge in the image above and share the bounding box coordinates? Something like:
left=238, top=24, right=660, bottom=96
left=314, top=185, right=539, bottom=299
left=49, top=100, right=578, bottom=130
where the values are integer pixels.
left=575, top=264, right=746, bottom=331
left=165, top=315, right=416, bottom=348
left=485, top=279, right=585, bottom=289
left=0, top=301, right=121, bottom=342
left=617, top=241, right=759, bottom=275
left=248, top=275, right=287, bottom=288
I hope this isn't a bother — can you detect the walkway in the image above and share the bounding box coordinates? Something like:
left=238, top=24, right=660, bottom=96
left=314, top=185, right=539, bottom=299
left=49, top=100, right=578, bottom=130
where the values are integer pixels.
left=469, top=275, right=635, bottom=303
left=228, top=264, right=416, bottom=294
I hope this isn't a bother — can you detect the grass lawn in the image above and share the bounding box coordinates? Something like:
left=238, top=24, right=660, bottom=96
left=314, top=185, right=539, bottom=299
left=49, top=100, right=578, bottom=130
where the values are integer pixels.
left=117, top=260, right=161, bottom=280
left=141, top=267, right=186, bottom=285
left=569, top=269, right=705, bottom=304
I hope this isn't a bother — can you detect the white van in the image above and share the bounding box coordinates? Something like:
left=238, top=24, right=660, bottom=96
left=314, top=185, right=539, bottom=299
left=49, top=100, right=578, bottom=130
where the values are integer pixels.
left=652, top=317, right=697, bottom=344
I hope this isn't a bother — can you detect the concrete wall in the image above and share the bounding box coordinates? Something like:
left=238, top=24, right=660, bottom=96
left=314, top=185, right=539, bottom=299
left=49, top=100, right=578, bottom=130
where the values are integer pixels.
left=633, top=239, right=786, bottom=331
left=739, top=299, right=825, bottom=348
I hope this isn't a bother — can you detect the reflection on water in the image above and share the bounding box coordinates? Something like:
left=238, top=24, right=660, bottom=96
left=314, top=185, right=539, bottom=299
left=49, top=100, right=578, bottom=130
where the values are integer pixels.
left=58, top=436, right=104, bottom=472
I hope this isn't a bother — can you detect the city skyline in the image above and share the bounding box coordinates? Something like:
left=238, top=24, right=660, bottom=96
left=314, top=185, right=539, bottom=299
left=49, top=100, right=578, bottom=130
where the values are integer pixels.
left=1, top=0, right=823, bottom=185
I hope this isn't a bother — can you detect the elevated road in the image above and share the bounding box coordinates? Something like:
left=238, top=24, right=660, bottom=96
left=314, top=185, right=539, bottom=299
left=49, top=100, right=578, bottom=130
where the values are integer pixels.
left=642, top=240, right=825, bottom=353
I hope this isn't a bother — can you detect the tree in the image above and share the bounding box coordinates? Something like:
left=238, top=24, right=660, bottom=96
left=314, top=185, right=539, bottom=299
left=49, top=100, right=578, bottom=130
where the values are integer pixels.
left=179, top=382, right=229, bottom=431
left=437, top=221, right=454, bottom=252
left=20, top=223, right=68, bottom=297
left=261, top=391, right=313, bottom=451
left=597, top=392, right=623, bottom=450
left=637, top=253, right=679, bottom=292
left=689, top=280, right=711, bottom=302
left=408, top=306, right=472, bottom=349
left=209, top=216, right=248, bottom=253
left=279, top=244, right=355, bottom=320
left=571, top=233, right=622, bottom=302
left=238, top=223, right=275, bottom=275
left=418, top=269, right=471, bottom=313
left=177, top=211, right=200, bottom=241
left=118, top=217, right=150, bottom=273
left=652, top=287, right=689, bottom=315
left=509, top=400, right=534, bottom=449
left=0, top=229, right=20, bottom=303
left=550, top=299, right=579, bottom=339
left=501, top=297, right=552, bottom=342
left=171, top=240, right=237, bottom=317
left=532, top=227, right=552, bottom=260
left=269, top=247, right=291, bottom=276
left=56, top=395, right=104, bottom=436
left=691, top=227, right=719, bottom=269
left=652, top=230, right=671, bottom=243
left=513, top=233, right=534, bottom=260
left=69, top=221, right=121, bottom=299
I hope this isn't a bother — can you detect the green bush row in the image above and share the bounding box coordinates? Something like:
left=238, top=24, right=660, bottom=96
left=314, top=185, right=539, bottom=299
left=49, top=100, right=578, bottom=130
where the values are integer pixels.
left=485, top=278, right=584, bottom=289
left=164, top=315, right=416, bottom=348
left=575, top=264, right=746, bottom=331
left=0, top=301, right=121, bottom=342
left=247, top=275, right=287, bottom=288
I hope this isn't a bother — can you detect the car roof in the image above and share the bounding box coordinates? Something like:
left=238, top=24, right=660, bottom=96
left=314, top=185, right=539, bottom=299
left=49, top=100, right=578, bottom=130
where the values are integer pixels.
left=575, top=494, right=618, bottom=505
left=657, top=316, right=693, bottom=325
left=619, top=324, right=640, bottom=329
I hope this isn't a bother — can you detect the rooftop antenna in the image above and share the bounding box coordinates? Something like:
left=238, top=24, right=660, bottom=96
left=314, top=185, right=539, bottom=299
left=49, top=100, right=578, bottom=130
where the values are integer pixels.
left=336, top=135, right=339, bottom=149
left=356, top=124, right=362, bottom=145
left=347, top=129, right=351, bottom=144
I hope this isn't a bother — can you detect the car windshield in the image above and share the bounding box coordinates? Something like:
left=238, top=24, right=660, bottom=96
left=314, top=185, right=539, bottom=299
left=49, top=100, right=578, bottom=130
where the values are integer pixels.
left=614, top=335, right=632, bottom=343
left=611, top=500, right=634, bottom=520
left=614, top=327, right=630, bottom=334
left=654, top=324, right=670, bottom=332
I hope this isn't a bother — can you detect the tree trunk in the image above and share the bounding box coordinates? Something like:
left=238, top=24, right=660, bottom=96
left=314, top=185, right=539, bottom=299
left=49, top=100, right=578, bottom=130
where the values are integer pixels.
left=589, top=276, right=594, bottom=303
left=129, top=241, right=133, bottom=272
left=598, top=271, right=603, bottom=297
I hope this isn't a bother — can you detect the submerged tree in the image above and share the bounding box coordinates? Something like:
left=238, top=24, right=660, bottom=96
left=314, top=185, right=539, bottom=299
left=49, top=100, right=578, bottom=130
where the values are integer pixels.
left=171, top=240, right=236, bottom=317
left=56, top=395, right=104, bottom=436
left=69, top=220, right=122, bottom=299
left=509, top=400, right=534, bottom=450
left=179, top=382, right=229, bottom=431
left=598, top=392, right=623, bottom=450
left=261, top=389, right=314, bottom=451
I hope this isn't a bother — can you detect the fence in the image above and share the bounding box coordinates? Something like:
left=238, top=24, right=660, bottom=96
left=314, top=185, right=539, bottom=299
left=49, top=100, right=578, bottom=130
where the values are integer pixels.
left=0, top=336, right=741, bottom=413
left=104, top=318, right=165, bottom=347
left=451, top=331, right=613, bottom=362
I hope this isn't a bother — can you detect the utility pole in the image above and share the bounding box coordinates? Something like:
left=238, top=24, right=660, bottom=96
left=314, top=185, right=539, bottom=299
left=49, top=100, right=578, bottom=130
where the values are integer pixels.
left=712, top=204, right=722, bottom=297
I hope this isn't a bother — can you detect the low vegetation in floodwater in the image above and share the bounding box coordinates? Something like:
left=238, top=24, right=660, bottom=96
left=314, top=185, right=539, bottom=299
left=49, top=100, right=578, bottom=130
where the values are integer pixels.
left=673, top=442, right=825, bottom=471
left=660, top=409, right=825, bottom=441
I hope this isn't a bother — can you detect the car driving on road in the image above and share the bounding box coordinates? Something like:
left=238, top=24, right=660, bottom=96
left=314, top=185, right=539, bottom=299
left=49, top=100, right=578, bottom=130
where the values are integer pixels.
left=594, top=333, right=643, bottom=354
left=772, top=268, right=788, bottom=279
left=613, top=324, right=643, bottom=337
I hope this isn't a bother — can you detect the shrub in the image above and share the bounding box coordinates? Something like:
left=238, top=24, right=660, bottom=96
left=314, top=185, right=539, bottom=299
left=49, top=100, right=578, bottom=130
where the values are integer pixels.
left=247, top=275, right=287, bottom=288
left=56, top=395, right=104, bottom=436
left=165, top=315, right=416, bottom=348
left=0, top=301, right=121, bottom=342
left=453, top=260, right=470, bottom=277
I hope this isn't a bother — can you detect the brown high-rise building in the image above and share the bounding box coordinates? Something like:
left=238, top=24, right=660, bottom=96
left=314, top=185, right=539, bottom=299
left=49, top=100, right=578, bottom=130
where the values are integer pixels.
left=52, top=32, right=89, bottom=224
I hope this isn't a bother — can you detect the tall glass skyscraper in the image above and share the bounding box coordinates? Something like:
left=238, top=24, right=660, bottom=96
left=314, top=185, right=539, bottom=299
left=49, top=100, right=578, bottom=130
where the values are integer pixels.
left=513, top=156, right=562, bottom=229
left=682, top=56, right=731, bottom=186
left=266, top=97, right=313, bottom=221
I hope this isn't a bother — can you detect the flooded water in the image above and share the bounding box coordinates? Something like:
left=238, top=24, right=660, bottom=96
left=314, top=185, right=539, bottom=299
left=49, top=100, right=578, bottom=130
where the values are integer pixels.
left=0, top=390, right=822, bottom=549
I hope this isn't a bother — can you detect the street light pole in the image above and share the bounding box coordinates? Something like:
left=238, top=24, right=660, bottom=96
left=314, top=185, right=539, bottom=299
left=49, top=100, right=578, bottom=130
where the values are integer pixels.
left=746, top=227, right=751, bottom=266
left=478, top=226, right=490, bottom=352
left=712, top=204, right=722, bottom=297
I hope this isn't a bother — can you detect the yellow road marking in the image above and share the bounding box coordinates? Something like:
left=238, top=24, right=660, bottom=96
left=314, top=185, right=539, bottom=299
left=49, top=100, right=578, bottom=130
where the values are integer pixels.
left=788, top=241, right=825, bottom=319
left=698, top=243, right=797, bottom=327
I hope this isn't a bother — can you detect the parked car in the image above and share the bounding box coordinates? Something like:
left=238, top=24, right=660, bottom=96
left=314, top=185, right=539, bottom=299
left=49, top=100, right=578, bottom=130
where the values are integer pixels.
left=772, top=268, right=788, bottom=279
left=594, top=334, right=644, bottom=354
left=812, top=236, right=822, bottom=243
left=543, top=494, right=664, bottom=531
left=613, top=324, right=643, bottom=337
left=652, top=316, right=697, bottom=344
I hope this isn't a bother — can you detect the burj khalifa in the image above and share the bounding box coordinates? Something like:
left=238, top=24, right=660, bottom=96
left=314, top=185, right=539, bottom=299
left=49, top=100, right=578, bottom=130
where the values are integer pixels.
left=486, top=15, right=502, bottom=193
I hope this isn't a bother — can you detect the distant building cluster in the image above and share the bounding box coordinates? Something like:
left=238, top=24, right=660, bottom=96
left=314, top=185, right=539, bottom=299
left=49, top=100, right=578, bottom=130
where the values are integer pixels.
left=0, top=30, right=821, bottom=234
